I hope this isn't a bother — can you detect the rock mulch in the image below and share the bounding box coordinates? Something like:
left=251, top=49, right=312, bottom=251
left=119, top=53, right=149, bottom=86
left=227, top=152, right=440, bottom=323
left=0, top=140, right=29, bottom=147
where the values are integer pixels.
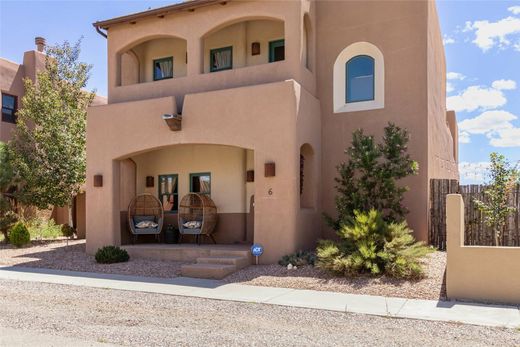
left=1, top=240, right=446, bottom=300
left=225, top=252, right=447, bottom=300
left=0, top=240, right=185, bottom=278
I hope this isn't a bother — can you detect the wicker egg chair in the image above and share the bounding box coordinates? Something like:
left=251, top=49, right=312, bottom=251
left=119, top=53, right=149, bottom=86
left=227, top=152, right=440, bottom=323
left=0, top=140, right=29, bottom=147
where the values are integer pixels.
left=178, top=193, right=218, bottom=244
left=127, top=193, right=164, bottom=243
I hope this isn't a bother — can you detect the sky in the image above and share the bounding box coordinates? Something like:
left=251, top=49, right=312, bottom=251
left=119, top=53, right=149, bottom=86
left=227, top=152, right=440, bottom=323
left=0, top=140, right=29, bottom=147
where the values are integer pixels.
left=1, top=0, right=519, bottom=184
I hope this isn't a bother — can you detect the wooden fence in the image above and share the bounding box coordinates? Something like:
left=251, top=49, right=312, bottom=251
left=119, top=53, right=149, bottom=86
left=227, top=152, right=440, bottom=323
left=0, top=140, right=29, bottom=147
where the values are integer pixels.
left=429, top=179, right=520, bottom=250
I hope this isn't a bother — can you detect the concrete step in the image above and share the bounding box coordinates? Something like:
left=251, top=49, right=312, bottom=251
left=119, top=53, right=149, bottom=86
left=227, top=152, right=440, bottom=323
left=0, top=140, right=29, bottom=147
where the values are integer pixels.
left=181, top=263, right=237, bottom=280
left=209, top=249, right=252, bottom=260
left=196, top=256, right=251, bottom=270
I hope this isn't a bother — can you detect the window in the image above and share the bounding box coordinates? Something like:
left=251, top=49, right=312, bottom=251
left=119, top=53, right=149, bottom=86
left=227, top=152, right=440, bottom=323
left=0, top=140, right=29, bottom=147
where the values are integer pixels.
left=210, top=46, right=233, bottom=72
left=333, top=42, right=384, bottom=113
left=269, top=39, right=285, bottom=63
left=346, top=55, right=374, bottom=103
left=158, top=174, right=178, bottom=212
left=190, top=173, right=211, bottom=196
left=1, top=93, right=17, bottom=123
left=153, top=57, right=173, bottom=81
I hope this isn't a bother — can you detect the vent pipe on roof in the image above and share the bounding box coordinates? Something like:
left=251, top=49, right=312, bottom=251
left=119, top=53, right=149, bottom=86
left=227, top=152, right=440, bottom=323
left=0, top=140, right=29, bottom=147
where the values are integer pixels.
left=35, top=37, right=46, bottom=52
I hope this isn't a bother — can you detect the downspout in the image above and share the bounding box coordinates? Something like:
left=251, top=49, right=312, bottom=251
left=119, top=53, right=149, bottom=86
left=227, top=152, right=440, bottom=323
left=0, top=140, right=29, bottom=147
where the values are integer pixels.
left=95, top=25, right=108, bottom=39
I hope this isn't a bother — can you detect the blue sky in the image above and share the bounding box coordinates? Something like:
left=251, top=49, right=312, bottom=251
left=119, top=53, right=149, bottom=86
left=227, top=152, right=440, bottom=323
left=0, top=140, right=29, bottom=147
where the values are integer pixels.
left=1, top=0, right=519, bottom=183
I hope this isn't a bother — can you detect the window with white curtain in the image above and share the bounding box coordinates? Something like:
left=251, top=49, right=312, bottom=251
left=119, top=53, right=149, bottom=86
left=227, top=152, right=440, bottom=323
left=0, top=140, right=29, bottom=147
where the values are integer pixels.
left=153, top=57, right=173, bottom=81
left=210, top=46, right=233, bottom=72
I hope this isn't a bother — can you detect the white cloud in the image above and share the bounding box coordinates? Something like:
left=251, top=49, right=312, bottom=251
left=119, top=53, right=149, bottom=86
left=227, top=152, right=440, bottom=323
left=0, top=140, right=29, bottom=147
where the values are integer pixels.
left=489, top=128, right=520, bottom=147
left=459, top=131, right=471, bottom=143
left=509, top=6, right=520, bottom=15
left=464, top=16, right=520, bottom=51
left=443, top=34, right=455, bottom=45
left=491, top=79, right=517, bottom=90
left=447, top=85, right=507, bottom=112
left=458, top=110, right=520, bottom=147
left=458, top=110, right=517, bottom=134
left=447, top=72, right=465, bottom=80
left=459, top=161, right=491, bottom=183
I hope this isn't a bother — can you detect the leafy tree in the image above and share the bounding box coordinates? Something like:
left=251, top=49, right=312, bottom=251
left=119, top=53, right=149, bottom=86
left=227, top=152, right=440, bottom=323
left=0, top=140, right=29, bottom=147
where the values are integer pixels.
left=317, top=209, right=432, bottom=279
left=474, top=152, right=519, bottom=246
left=326, top=123, right=418, bottom=229
left=10, top=40, right=94, bottom=229
left=0, top=142, right=18, bottom=242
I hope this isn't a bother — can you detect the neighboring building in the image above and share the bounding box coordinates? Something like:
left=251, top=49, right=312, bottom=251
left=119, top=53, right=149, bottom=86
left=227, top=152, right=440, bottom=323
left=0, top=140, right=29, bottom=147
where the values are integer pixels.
left=1, top=38, right=106, bottom=238
left=87, top=0, right=458, bottom=262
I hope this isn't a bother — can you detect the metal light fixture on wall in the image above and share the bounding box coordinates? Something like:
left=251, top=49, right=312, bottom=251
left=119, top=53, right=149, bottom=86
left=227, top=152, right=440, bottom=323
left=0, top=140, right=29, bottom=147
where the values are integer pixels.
left=264, top=163, right=275, bottom=177
left=246, top=170, right=255, bottom=182
left=146, top=176, right=154, bottom=187
left=93, top=174, right=103, bottom=187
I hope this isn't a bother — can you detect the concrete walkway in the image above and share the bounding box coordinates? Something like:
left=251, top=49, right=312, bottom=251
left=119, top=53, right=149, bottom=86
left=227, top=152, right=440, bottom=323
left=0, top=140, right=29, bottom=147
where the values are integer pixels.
left=0, top=266, right=519, bottom=329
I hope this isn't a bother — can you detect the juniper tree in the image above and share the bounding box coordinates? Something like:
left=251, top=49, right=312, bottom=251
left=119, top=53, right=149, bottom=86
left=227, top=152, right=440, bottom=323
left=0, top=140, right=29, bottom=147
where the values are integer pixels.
left=326, top=123, right=418, bottom=229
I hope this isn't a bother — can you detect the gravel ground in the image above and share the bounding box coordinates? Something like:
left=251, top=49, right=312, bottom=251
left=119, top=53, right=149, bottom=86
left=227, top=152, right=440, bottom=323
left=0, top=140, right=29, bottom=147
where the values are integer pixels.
left=0, top=240, right=185, bottom=278
left=0, top=280, right=518, bottom=347
left=0, top=240, right=446, bottom=300
left=225, top=252, right=446, bottom=300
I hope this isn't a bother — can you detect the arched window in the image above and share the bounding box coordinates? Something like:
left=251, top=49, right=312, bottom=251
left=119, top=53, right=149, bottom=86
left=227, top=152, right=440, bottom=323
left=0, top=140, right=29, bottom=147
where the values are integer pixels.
left=346, top=55, right=374, bottom=103
left=333, top=42, right=384, bottom=113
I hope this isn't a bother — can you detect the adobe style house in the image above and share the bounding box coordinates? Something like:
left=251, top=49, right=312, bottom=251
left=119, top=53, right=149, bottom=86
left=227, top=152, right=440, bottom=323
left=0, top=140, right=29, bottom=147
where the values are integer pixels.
left=87, top=0, right=458, bottom=263
left=1, top=38, right=106, bottom=236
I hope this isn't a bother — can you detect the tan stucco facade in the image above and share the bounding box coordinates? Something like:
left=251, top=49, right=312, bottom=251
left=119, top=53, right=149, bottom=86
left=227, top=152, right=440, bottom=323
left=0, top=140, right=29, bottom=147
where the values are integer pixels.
left=446, top=195, right=520, bottom=304
left=87, top=0, right=457, bottom=263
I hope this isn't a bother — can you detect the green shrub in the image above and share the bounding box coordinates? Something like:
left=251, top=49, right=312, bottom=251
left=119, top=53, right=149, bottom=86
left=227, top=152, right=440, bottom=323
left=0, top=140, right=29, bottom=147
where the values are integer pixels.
left=9, top=222, right=31, bottom=247
left=279, top=250, right=316, bottom=267
left=61, top=224, right=75, bottom=238
left=26, top=218, right=63, bottom=240
left=95, top=246, right=129, bottom=264
left=317, top=210, right=432, bottom=279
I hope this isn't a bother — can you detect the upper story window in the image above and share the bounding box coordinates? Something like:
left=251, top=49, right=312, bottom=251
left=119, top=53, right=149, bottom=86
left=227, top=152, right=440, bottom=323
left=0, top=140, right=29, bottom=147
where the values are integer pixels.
left=269, top=39, right=285, bottom=63
left=346, top=55, right=375, bottom=103
left=210, top=46, right=233, bottom=72
left=333, top=42, right=384, bottom=113
left=153, top=57, right=173, bottom=81
left=1, top=93, right=17, bottom=124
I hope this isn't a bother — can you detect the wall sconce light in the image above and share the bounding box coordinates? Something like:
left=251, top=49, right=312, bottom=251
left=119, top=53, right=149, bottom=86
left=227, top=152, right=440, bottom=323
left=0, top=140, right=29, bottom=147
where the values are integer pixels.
left=246, top=170, right=255, bottom=182
left=252, top=42, right=260, bottom=56
left=93, top=174, right=103, bottom=187
left=146, top=176, right=154, bottom=187
left=264, top=163, right=275, bottom=177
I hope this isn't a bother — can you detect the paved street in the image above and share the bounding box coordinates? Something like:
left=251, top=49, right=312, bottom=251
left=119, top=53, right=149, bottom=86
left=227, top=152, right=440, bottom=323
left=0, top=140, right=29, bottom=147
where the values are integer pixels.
left=0, top=279, right=518, bottom=347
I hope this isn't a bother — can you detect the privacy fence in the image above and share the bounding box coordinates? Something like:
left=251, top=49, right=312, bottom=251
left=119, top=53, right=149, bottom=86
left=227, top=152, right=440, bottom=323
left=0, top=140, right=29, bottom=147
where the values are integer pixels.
left=429, top=179, right=520, bottom=250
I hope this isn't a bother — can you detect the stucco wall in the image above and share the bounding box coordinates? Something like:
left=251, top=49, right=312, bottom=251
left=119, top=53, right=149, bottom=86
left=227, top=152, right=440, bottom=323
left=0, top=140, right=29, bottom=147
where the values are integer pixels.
left=316, top=0, right=432, bottom=242
left=0, top=58, right=25, bottom=142
left=87, top=80, right=321, bottom=263
left=132, top=144, right=247, bottom=214
left=446, top=194, right=520, bottom=304
left=203, top=19, right=284, bottom=73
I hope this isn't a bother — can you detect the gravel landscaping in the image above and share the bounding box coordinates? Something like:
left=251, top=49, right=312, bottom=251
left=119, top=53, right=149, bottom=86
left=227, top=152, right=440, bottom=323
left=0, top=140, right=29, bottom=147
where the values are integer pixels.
left=0, top=279, right=518, bottom=347
left=0, top=240, right=446, bottom=300
left=226, top=252, right=446, bottom=300
left=0, top=240, right=185, bottom=278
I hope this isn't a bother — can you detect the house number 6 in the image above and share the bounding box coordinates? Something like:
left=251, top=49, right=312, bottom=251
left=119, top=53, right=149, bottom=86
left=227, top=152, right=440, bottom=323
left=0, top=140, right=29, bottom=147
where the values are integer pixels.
left=268, top=188, right=273, bottom=196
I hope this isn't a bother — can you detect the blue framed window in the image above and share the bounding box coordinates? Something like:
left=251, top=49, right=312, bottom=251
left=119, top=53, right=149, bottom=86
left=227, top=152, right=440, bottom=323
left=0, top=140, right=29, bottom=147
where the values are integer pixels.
left=158, top=174, right=178, bottom=213
left=190, top=172, right=211, bottom=196
left=346, top=55, right=375, bottom=103
left=269, top=39, right=285, bottom=63
left=210, top=46, right=233, bottom=72
left=153, top=57, right=173, bottom=81
left=1, top=93, right=17, bottom=124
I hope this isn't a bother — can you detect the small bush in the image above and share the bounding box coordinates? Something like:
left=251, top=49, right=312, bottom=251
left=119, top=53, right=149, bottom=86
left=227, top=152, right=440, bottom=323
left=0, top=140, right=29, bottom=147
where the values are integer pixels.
left=9, top=222, right=31, bottom=247
left=95, top=246, right=129, bottom=264
left=61, top=224, right=75, bottom=238
left=26, top=218, right=63, bottom=240
left=279, top=250, right=316, bottom=267
left=317, top=210, right=432, bottom=279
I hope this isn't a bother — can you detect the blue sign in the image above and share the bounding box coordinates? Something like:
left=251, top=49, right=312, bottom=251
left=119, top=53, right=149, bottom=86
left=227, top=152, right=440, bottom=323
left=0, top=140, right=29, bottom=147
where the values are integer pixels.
left=251, top=244, right=264, bottom=257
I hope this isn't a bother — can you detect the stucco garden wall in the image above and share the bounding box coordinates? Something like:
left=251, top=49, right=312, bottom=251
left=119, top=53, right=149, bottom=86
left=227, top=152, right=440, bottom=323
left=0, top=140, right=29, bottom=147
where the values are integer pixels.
left=446, top=194, right=520, bottom=304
